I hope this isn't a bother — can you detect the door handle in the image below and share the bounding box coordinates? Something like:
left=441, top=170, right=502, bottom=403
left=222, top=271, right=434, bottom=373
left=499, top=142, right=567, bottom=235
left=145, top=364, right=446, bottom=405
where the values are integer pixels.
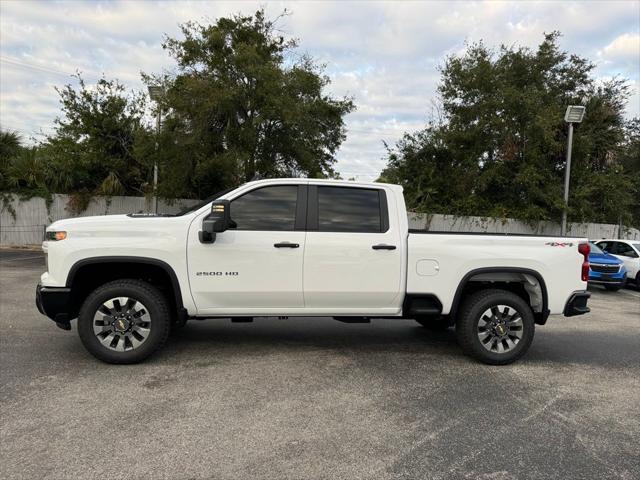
left=372, top=244, right=396, bottom=250
left=274, top=242, right=300, bottom=248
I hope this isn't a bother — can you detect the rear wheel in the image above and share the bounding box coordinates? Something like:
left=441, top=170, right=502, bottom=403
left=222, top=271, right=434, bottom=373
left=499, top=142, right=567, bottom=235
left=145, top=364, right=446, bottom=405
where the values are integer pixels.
left=456, top=289, right=535, bottom=365
left=77, top=279, right=171, bottom=364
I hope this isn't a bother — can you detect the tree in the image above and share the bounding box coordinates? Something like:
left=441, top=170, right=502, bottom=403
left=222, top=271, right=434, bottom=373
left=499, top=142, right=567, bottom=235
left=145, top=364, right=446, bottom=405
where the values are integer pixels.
left=618, top=119, right=640, bottom=226
left=0, top=130, right=23, bottom=190
left=381, top=32, right=638, bottom=227
left=43, top=75, right=149, bottom=197
left=146, top=9, right=355, bottom=199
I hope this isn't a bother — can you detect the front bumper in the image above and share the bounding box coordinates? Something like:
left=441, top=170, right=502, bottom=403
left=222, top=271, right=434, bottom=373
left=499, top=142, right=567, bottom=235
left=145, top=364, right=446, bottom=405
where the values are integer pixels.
left=36, top=283, right=72, bottom=330
left=563, top=290, right=591, bottom=317
left=588, top=271, right=626, bottom=286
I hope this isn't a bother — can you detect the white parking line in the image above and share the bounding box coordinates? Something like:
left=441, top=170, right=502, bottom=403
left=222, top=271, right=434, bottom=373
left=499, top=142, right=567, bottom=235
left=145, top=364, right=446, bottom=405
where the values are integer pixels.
left=616, top=288, right=640, bottom=299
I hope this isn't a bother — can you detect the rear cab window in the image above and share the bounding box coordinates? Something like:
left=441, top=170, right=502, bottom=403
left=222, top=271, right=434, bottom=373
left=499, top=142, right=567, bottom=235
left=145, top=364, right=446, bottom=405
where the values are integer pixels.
left=311, top=186, right=389, bottom=233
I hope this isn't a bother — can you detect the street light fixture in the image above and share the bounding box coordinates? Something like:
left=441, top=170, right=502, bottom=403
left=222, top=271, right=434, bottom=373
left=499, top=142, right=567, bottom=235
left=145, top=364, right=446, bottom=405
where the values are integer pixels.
left=148, top=85, right=164, bottom=214
left=561, top=105, right=586, bottom=236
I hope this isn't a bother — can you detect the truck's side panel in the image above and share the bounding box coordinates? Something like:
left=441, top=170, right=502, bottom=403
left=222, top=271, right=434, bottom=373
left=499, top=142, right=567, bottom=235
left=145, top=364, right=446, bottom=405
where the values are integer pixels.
left=41, top=215, right=197, bottom=314
left=407, top=233, right=586, bottom=315
left=302, top=183, right=405, bottom=313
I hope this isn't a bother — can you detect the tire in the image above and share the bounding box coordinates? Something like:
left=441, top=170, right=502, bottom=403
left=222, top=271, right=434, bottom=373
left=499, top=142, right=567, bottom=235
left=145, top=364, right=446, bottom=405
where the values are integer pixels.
left=636, top=273, right=640, bottom=290
left=77, top=279, right=171, bottom=364
left=455, top=289, right=535, bottom=365
left=604, top=285, right=621, bottom=292
left=415, top=316, right=451, bottom=331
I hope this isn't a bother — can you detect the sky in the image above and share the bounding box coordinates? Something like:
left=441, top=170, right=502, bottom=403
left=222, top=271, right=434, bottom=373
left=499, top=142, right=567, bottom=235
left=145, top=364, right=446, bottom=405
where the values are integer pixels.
left=1, top=0, right=639, bottom=181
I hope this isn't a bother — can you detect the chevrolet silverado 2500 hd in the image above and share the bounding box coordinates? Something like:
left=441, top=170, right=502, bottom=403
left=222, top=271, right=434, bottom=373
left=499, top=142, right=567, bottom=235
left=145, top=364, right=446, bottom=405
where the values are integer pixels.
left=36, top=179, right=591, bottom=365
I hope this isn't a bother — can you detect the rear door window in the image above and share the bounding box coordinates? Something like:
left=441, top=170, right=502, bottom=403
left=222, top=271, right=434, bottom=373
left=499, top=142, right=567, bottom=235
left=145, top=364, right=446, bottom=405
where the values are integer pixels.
left=317, top=187, right=384, bottom=233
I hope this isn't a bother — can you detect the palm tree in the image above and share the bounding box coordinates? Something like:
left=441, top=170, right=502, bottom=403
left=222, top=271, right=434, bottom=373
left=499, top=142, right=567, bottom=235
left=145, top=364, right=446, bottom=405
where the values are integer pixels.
left=0, top=130, right=22, bottom=160
left=0, top=130, right=23, bottom=189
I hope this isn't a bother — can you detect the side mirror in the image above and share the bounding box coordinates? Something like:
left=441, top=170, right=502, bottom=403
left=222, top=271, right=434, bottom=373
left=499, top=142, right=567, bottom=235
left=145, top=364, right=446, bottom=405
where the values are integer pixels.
left=199, top=200, right=232, bottom=244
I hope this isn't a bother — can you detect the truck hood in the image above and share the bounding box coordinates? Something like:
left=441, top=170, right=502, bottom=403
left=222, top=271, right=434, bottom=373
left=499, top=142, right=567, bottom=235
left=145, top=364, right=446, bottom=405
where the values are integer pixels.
left=588, top=252, right=622, bottom=265
left=47, top=213, right=190, bottom=235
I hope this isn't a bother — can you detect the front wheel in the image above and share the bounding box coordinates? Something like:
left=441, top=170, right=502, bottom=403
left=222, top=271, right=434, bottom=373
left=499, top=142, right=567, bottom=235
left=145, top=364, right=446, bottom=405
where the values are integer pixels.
left=456, top=289, right=535, bottom=365
left=77, top=279, right=171, bottom=364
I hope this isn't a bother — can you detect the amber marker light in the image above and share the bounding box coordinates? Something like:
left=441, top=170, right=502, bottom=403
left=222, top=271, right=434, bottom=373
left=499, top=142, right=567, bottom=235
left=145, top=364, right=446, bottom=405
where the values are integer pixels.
left=46, top=231, right=67, bottom=241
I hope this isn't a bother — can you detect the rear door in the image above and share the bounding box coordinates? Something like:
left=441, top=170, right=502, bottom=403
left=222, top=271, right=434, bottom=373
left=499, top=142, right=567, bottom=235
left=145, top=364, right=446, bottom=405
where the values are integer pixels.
left=302, top=185, right=403, bottom=313
left=188, top=184, right=307, bottom=313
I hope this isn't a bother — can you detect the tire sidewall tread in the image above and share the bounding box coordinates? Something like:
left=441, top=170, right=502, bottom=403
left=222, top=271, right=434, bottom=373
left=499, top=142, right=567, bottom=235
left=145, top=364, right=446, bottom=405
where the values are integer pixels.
left=77, top=279, right=171, bottom=364
left=455, top=289, right=535, bottom=365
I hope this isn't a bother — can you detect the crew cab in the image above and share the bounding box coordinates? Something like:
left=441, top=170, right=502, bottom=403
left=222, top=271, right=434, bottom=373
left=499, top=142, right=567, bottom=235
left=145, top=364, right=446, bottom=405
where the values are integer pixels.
left=36, top=179, right=591, bottom=365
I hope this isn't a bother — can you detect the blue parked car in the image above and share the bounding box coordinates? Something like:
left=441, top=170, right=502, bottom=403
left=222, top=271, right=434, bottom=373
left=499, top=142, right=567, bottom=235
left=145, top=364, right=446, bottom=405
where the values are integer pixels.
left=588, top=242, right=627, bottom=291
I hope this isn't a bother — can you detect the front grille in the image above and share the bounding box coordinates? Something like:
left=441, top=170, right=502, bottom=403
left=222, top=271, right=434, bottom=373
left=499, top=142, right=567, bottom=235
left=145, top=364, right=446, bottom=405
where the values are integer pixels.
left=590, top=264, right=620, bottom=274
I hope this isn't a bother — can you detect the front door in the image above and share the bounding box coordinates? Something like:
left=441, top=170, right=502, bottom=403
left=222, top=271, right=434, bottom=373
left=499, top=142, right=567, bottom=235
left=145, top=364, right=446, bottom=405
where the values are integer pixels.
left=188, top=184, right=306, bottom=314
left=610, top=241, right=640, bottom=278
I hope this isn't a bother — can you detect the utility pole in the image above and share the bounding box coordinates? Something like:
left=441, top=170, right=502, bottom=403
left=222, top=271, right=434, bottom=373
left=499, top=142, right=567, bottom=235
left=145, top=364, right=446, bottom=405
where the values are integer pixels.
left=561, top=105, right=586, bottom=236
left=153, top=107, right=160, bottom=214
left=148, top=85, right=164, bottom=215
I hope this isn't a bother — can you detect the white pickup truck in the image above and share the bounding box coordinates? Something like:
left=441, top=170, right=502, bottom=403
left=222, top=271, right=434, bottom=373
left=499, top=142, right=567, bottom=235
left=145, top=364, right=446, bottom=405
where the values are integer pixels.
left=37, top=179, right=591, bottom=365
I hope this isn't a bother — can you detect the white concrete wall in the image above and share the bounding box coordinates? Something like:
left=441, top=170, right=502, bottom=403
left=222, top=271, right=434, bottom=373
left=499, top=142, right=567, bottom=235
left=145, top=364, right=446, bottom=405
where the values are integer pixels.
left=1, top=194, right=638, bottom=246
left=407, top=213, right=640, bottom=240
left=0, top=194, right=199, bottom=246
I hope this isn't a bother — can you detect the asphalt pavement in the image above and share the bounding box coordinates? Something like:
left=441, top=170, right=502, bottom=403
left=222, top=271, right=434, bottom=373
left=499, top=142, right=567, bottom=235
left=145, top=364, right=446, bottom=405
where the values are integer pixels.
left=1, top=248, right=639, bottom=480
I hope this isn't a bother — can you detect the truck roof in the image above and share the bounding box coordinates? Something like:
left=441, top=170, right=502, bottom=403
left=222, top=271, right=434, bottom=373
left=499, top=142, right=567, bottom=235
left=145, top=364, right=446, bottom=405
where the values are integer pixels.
left=241, top=177, right=401, bottom=190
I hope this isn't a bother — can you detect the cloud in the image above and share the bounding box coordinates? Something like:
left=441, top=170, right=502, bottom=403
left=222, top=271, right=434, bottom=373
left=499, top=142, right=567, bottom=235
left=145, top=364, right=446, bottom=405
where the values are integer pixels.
left=603, top=33, right=640, bottom=58
left=1, top=0, right=638, bottom=182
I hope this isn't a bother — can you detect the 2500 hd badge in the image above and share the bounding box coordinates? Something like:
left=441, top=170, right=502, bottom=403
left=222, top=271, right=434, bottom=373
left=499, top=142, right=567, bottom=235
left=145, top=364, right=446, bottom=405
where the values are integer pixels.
left=196, top=271, right=239, bottom=276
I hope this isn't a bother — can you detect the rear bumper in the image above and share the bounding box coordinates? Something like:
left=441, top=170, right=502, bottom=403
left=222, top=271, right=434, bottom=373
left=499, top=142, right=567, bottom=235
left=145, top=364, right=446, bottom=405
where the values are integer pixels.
left=563, top=290, right=591, bottom=317
left=36, top=283, right=72, bottom=329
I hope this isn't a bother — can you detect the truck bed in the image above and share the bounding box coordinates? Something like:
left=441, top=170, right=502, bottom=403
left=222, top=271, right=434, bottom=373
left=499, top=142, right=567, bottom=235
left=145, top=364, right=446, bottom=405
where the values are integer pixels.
left=407, top=232, right=587, bottom=315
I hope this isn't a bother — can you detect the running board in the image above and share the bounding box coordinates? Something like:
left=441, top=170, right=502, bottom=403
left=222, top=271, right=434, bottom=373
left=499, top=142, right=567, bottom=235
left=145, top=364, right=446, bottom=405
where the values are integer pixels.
left=231, top=317, right=253, bottom=323
left=333, top=317, right=371, bottom=323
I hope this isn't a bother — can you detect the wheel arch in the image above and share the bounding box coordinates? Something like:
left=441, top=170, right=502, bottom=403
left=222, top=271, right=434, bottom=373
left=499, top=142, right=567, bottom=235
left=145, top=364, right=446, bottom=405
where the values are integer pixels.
left=450, top=267, right=549, bottom=325
left=65, top=256, right=185, bottom=320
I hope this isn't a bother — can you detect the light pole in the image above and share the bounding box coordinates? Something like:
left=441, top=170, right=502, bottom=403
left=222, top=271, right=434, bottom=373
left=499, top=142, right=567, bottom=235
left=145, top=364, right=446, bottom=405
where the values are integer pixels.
left=561, top=105, right=586, bottom=236
left=148, top=85, right=164, bottom=214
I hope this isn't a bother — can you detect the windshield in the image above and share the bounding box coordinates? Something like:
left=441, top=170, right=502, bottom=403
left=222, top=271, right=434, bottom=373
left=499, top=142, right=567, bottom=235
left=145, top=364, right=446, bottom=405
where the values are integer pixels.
left=589, top=242, right=604, bottom=254
left=174, top=186, right=239, bottom=216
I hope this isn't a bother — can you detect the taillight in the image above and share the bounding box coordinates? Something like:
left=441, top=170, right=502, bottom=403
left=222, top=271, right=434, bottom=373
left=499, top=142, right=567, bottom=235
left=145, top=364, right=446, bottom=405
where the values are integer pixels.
left=578, top=242, right=590, bottom=281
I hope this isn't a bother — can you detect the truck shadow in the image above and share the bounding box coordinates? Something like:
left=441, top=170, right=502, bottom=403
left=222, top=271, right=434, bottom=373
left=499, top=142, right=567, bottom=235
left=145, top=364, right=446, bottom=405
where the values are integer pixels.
left=161, top=318, right=639, bottom=370
left=164, top=318, right=462, bottom=357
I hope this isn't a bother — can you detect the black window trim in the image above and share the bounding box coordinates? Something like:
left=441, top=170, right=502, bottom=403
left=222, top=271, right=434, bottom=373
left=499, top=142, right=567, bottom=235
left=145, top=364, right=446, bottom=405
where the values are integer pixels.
left=616, top=241, right=638, bottom=257
left=228, top=184, right=307, bottom=232
left=306, top=184, right=390, bottom=234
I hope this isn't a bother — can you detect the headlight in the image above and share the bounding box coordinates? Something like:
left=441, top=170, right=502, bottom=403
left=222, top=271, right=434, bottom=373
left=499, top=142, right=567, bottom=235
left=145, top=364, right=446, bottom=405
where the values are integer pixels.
left=45, top=231, right=67, bottom=241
